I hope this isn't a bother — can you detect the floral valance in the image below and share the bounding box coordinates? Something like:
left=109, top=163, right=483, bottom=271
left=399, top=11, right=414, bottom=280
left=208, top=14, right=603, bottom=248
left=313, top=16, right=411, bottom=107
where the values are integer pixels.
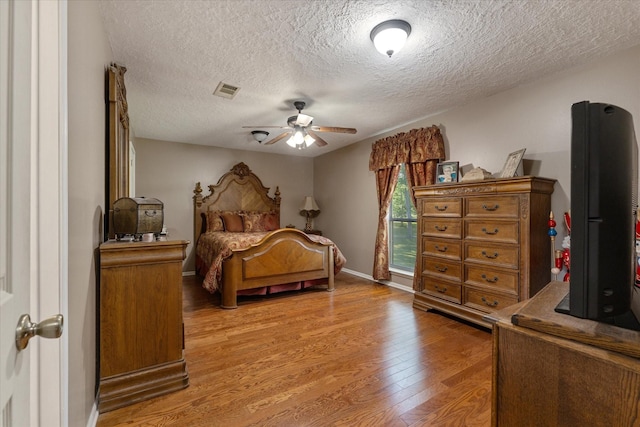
left=368, top=126, right=445, bottom=171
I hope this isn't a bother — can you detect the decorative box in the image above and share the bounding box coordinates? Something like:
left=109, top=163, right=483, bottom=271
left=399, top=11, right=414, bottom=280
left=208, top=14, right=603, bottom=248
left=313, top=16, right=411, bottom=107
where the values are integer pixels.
left=113, top=197, right=164, bottom=239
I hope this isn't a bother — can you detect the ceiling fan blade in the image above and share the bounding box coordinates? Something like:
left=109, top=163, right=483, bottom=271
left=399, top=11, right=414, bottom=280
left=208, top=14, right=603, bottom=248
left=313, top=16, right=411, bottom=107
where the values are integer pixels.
left=242, top=125, right=291, bottom=129
left=309, top=126, right=357, bottom=134
left=264, top=131, right=291, bottom=145
left=307, top=130, right=328, bottom=147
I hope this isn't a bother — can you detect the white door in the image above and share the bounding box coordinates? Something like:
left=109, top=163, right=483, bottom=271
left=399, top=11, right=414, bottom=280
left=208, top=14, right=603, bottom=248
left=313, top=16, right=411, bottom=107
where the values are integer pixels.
left=0, top=1, right=66, bottom=426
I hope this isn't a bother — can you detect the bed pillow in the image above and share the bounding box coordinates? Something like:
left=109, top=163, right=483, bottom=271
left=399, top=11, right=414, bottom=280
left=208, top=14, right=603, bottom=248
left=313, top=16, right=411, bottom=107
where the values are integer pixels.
left=205, top=210, right=224, bottom=232
left=242, top=211, right=280, bottom=232
left=261, top=211, right=280, bottom=231
left=242, top=211, right=263, bottom=232
left=221, top=212, right=244, bottom=232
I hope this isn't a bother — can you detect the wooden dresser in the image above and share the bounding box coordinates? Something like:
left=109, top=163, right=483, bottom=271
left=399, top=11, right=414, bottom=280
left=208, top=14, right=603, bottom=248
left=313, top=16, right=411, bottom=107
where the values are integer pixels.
left=98, top=239, right=189, bottom=413
left=413, top=176, right=555, bottom=328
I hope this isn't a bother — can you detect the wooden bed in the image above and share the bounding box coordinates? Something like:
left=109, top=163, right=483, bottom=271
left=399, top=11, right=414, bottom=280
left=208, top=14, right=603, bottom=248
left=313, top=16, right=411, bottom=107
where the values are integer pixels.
left=193, top=162, right=338, bottom=308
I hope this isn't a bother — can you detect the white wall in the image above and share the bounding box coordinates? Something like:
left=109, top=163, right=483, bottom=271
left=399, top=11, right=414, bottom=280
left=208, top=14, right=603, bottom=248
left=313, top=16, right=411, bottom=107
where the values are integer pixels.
left=315, top=44, right=640, bottom=289
left=134, top=138, right=315, bottom=271
left=68, top=1, right=112, bottom=425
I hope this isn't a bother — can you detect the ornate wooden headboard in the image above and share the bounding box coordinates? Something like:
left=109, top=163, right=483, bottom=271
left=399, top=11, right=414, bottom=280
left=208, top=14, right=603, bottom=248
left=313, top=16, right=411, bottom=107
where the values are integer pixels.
left=192, top=162, right=281, bottom=243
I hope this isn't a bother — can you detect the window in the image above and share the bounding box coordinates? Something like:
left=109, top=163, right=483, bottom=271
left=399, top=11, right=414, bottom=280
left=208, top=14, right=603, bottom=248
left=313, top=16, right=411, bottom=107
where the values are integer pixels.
left=389, top=166, right=417, bottom=271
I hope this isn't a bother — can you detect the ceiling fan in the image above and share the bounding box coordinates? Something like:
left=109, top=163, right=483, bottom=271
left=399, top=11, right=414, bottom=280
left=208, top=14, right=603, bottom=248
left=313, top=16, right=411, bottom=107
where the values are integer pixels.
left=242, top=101, right=357, bottom=148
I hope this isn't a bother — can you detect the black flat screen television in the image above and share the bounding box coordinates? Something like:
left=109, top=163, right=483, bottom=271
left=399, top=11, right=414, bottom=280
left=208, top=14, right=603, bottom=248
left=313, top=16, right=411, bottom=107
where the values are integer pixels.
left=555, top=101, right=640, bottom=331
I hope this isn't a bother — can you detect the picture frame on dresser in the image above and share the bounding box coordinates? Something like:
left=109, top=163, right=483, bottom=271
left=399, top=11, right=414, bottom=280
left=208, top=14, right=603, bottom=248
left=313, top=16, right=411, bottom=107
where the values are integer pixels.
left=499, top=148, right=526, bottom=178
left=435, top=161, right=459, bottom=184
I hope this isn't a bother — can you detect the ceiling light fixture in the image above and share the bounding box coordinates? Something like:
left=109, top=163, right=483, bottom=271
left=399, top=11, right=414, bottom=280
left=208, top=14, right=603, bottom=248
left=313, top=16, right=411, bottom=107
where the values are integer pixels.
left=286, top=126, right=316, bottom=149
left=370, top=19, right=411, bottom=58
left=251, top=130, right=269, bottom=143
left=286, top=127, right=304, bottom=148
left=303, top=133, right=315, bottom=146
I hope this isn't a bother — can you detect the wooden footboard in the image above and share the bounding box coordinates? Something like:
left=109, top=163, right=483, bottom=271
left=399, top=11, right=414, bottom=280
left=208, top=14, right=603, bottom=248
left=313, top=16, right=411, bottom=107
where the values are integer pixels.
left=220, top=229, right=335, bottom=308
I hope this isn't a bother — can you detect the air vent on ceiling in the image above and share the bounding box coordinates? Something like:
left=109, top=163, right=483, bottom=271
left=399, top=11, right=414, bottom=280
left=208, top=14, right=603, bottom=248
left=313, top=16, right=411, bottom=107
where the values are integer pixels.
left=213, top=81, right=240, bottom=99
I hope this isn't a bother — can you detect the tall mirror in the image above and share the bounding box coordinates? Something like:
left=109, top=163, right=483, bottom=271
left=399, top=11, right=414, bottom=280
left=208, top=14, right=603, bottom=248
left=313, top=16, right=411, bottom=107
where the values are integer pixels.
left=106, top=63, right=130, bottom=240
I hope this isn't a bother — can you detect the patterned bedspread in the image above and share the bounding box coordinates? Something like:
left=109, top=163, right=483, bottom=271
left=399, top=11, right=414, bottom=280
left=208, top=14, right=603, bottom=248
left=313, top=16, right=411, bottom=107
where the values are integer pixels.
left=195, top=230, right=346, bottom=293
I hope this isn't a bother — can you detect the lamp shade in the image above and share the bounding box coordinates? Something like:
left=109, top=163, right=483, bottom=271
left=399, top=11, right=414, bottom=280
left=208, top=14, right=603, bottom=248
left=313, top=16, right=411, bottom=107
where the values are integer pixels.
left=370, top=19, right=411, bottom=57
left=300, top=196, right=320, bottom=213
left=287, top=127, right=305, bottom=148
left=303, top=133, right=315, bottom=146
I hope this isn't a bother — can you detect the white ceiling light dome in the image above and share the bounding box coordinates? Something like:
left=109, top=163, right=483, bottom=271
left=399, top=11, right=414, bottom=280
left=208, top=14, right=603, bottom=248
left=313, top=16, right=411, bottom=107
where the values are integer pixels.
left=370, top=19, right=412, bottom=58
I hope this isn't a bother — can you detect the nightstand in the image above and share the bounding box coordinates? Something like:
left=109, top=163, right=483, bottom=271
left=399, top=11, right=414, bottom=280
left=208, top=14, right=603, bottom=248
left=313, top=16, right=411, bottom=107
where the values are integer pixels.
left=302, top=229, right=322, bottom=236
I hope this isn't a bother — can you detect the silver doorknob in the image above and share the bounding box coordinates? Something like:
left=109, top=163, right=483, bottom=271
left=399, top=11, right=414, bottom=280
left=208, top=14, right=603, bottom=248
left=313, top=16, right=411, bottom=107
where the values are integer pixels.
left=15, top=314, right=64, bottom=351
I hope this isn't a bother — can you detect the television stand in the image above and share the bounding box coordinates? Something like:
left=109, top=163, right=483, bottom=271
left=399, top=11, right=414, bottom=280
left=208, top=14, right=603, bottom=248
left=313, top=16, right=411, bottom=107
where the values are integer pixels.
left=611, top=308, right=640, bottom=331
left=485, top=281, right=640, bottom=426
left=553, top=291, right=570, bottom=314
left=553, top=291, right=640, bottom=331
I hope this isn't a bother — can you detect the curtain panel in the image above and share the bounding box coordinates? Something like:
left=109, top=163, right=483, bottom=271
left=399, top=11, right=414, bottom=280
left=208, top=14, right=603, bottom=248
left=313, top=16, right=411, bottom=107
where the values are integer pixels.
left=369, top=126, right=445, bottom=281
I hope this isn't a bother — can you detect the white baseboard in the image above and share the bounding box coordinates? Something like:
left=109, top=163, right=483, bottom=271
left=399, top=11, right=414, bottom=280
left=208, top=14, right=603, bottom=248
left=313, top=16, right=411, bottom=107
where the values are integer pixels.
left=86, top=402, right=99, bottom=427
left=340, top=268, right=414, bottom=294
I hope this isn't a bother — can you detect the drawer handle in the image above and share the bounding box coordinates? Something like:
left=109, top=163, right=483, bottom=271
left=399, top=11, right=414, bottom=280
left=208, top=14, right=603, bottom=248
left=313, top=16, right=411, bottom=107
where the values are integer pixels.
left=481, top=296, right=499, bottom=307
left=434, top=285, right=447, bottom=293
left=482, top=251, right=499, bottom=259
left=482, top=274, right=499, bottom=283
left=145, top=210, right=157, bottom=217
left=482, top=204, right=500, bottom=211
left=482, top=227, right=499, bottom=235
left=435, top=265, right=448, bottom=273
left=435, top=205, right=448, bottom=211
left=435, top=225, right=448, bottom=232
left=435, top=245, right=448, bottom=252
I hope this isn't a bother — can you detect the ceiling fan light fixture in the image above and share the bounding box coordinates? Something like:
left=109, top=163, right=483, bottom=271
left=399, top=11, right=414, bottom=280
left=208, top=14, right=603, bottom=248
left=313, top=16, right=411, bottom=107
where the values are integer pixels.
left=287, top=128, right=305, bottom=147
left=303, top=133, right=315, bottom=147
left=370, top=19, right=411, bottom=58
left=242, top=100, right=356, bottom=148
left=251, top=130, right=269, bottom=143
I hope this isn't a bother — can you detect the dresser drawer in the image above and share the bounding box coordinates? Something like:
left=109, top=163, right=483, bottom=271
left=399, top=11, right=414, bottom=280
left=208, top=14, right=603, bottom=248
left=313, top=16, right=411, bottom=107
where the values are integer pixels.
left=465, top=265, right=518, bottom=294
left=465, top=220, right=518, bottom=244
left=422, top=257, right=462, bottom=281
left=422, top=197, right=462, bottom=217
left=422, top=218, right=462, bottom=239
left=463, top=287, right=518, bottom=313
left=423, top=237, right=461, bottom=260
left=465, top=242, right=519, bottom=269
left=465, top=196, right=519, bottom=218
left=422, top=278, right=461, bottom=304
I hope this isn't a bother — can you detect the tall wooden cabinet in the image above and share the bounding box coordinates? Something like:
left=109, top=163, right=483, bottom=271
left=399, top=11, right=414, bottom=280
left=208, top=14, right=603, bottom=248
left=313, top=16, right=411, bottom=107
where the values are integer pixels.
left=98, top=239, right=189, bottom=413
left=413, top=176, right=555, bottom=328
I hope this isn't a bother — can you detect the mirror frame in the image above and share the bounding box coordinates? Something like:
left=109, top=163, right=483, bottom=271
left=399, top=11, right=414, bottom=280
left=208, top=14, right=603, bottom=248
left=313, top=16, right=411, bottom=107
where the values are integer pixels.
left=106, top=63, right=130, bottom=240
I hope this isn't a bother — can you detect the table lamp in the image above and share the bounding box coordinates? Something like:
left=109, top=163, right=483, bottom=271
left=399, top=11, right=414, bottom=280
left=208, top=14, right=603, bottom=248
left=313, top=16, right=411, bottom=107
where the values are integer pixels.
left=300, top=196, right=320, bottom=232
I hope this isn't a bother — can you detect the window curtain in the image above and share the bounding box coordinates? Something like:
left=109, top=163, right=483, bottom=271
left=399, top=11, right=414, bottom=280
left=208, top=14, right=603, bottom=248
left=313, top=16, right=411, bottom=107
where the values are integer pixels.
left=368, top=126, right=445, bottom=281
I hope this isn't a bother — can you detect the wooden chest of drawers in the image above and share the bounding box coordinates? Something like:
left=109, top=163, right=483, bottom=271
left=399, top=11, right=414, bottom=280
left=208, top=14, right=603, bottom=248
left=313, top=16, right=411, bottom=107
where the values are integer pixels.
left=413, top=176, right=555, bottom=328
left=98, top=239, right=189, bottom=412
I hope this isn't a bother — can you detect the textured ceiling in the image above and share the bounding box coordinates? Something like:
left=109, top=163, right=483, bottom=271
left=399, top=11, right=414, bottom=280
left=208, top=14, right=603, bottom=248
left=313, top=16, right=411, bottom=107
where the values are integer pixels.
left=98, top=0, right=640, bottom=157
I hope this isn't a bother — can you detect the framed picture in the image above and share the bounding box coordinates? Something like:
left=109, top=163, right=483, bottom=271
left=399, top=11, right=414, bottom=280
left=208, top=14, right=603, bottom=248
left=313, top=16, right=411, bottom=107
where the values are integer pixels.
left=499, top=148, right=526, bottom=178
left=436, top=161, right=459, bottom=184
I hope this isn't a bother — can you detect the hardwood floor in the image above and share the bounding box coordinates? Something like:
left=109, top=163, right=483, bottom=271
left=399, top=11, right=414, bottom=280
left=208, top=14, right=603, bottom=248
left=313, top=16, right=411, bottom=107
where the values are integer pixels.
left=97, top=273, right=493, bottom=426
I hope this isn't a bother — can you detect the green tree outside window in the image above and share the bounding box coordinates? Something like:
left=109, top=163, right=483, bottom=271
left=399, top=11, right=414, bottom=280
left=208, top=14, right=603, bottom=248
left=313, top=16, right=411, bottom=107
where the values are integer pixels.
left=389, top=167, right=416, bottom=271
